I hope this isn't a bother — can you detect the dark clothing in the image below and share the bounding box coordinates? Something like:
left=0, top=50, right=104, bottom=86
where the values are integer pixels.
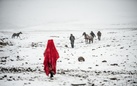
left=97, top=31, right=102, bottom=41
left=90, top=31, right=96, bottom=38
left=97, top=31, right=101, bottom=36
left=69, top=34, right=75, bottom=48
left=50, top=70, right=54, bottom=78
left=48, top=64, right=54, bottom=78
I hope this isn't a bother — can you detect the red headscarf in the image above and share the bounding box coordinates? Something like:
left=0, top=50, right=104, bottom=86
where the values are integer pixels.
left=43, top=39, right=59, bottom=76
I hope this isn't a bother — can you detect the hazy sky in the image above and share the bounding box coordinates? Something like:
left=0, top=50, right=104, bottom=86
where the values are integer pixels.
left=0, top=0, right=137, bottom=30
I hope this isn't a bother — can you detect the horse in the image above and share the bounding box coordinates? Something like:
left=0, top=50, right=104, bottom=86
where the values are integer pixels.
left=12, top=32, right=22, bottom=38
left=82, top=32, right=93, bottom=44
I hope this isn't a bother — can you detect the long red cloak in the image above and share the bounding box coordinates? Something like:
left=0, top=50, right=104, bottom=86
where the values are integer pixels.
left=43, top=39, right=59, bottom=76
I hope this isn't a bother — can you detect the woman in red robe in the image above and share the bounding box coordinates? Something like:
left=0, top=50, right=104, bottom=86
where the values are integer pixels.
left=43, top=39, right=59, bottom=78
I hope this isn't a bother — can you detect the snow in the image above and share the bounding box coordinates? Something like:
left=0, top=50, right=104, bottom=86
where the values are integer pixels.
left=0, top=28, right=137, bottom=86
left=0, top=0, right=137, bottom=85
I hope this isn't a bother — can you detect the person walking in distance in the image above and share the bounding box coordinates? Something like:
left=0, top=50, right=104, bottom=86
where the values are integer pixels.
left=69, top=34, right=75, bottom=48
left=97, top=31, right=102, bottom=41
left=90, top=31, right=96, bottom=38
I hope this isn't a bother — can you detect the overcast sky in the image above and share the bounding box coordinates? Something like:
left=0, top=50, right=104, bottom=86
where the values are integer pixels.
left=0, top=0, right=137, bottom=30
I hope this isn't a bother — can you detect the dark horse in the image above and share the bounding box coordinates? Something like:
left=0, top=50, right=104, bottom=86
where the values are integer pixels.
left=12, top=32, right=22, bottom=38
left=82, top=32, right=93, bottom=44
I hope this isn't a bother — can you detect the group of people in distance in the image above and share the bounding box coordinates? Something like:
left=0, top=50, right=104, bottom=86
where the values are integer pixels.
left=90, top=31, right=102, bottom=41
left=69, top=31, right=102, bottom=48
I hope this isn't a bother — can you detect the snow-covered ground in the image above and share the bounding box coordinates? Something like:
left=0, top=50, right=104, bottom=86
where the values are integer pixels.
left=0, top=28, right=137, bottom=86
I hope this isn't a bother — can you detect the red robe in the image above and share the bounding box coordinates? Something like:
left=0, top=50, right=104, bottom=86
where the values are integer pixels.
left=43, top=39, right=59, bottom=76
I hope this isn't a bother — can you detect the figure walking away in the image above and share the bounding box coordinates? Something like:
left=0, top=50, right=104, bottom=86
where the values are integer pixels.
left=43, top=39, right=59, bottom=79
left=90, top=31, right=96, bottom=38
left=69, top=34, right=75, bottom=48
left=90, top=31, right=96, bottom=43
left=97, top=31, right=102, bottom=41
